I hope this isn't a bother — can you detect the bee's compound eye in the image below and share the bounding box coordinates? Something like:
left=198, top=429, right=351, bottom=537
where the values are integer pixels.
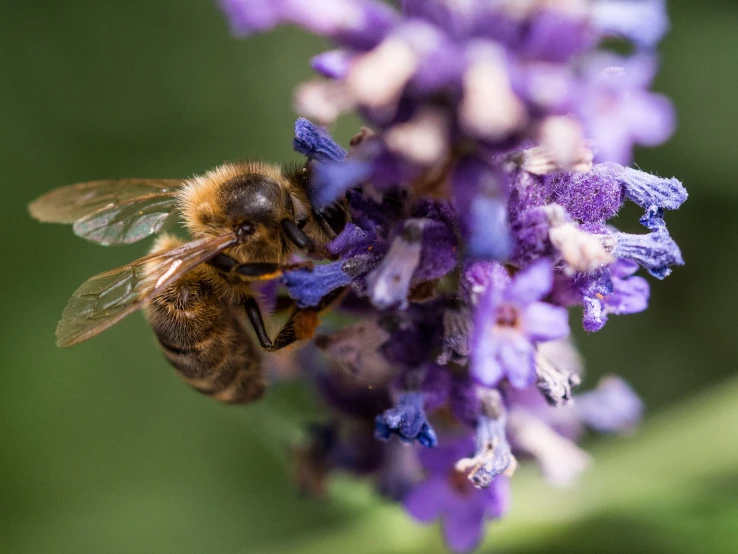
left=237, top=221, right=256, bottom=238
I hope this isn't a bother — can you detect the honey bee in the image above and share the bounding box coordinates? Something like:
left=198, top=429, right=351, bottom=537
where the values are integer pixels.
left=29, top=161, right=349, bottom=404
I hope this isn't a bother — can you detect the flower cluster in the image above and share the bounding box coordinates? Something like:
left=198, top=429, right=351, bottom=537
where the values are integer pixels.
left=220, top=0, right=685, bottom=551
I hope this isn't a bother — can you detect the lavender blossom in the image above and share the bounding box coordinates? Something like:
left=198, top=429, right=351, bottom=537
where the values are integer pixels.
left=470, top=259, right=570, bottom=389
left=404, top=437, right=510, bottom=553
left=219, top=0, right=686, bottom=551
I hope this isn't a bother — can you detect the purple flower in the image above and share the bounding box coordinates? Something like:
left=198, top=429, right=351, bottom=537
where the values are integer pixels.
left=581, top=260, right=650, bottom=331
left=470, top=259, right=570, bottom=388
left=404, top=437, right=510, bottom=553
left=578, top=54, right=675, bottom=164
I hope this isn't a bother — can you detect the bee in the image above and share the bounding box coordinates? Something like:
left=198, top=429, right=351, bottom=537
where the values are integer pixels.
left=29, top=161, right=349, bottom=404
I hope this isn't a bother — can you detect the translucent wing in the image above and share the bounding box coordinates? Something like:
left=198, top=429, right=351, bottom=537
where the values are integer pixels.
left=72, top=194, right=179, bottom=245
left=29, top=179, right=181, bottom=245
left=56, top=233, right=237, bottom=347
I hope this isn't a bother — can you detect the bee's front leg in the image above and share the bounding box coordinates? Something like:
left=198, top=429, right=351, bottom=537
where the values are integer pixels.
left=281, top=219, right=336, bottom=260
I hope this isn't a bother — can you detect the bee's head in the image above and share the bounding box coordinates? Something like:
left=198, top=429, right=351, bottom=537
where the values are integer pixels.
left=220, top=173, right=283, bottom=241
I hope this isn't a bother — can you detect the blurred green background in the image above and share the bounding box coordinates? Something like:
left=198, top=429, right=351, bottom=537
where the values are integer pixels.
left=1, top=1, right=737, bottom=553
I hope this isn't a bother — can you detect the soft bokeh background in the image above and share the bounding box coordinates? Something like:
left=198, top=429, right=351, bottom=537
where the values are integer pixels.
left=1, top=1, right=737, bottom=553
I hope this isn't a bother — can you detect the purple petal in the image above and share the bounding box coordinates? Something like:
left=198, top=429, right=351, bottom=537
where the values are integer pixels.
left=504, top=258, right=554, bottom=305
left=606, top=275, right=650, bottom=314
left=625, top=92, right=675, bottom=147
left=582, top=296, right=607, bottom=332
left=592, top=0, right=670, bottom=49
left=613, top=227, right=684, bottom=279
left=219, top=0, right=284, bottom=35
left=282, top=261, right=351, bottom=308
left=609, top=259, right=639, bottom=278
left=442, top=495, right=486, bottom=553
left=367, top=220, right=424, bottom=310
left=418, top=437, right=474, bottom=474
left=575, top=376, right=644, bottom=433
left=312, top=159, right=372, bottom=208
left=498, top=334, right=536, bottom=388
left=413, top=219, right=459, bottom=282
left=403, top=476, right=448, bottom=523
left=293, top=117, right=346, bottom=162
left=311, top=49, right=356, bottom=79
left=483, top=475, right=510, bottom=518
left=521, top=302, right=570, bottom=342
left=470, top=336, right=505, bottom=388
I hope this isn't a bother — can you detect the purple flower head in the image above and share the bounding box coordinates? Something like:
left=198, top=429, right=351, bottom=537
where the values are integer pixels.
left=217, top=0, right=688, bottom=548
left=404, top=436, right=510, bottom=553
left=470, top=259, right=570, bottom=388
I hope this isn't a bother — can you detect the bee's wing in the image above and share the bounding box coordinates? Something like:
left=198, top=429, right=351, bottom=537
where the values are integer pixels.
left=29, top=179, right=182, bottom=245
left=56, top=233, right=237, bottom=348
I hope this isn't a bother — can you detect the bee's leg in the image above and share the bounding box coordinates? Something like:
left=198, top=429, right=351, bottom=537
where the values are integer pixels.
left=208, top=254, right=312, bottom=279
left=281, top=218, right=336, bottom=260
left=265, top=286, right=347, bottom=352
left=243, top=297, right=273, bottom=350
left=281, top=219, right=315, bottom=251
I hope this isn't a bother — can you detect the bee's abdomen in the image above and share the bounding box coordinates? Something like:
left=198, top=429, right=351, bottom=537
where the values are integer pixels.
left=146, top=275, right=265, bottom=405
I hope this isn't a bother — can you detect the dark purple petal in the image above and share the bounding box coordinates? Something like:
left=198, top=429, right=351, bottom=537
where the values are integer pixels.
left=375, top=391, right=439, bottom=447
left=403, top=475, right=449, bottom=523
left=413, top=219, right=459, bottom=281
left=418, top=436, right=475, bottom=474
left=442, top=497, right=486, bottom=553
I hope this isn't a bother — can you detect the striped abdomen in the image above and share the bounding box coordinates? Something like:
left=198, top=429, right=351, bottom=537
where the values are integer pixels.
left=145, top=270, right=265, bottom=404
